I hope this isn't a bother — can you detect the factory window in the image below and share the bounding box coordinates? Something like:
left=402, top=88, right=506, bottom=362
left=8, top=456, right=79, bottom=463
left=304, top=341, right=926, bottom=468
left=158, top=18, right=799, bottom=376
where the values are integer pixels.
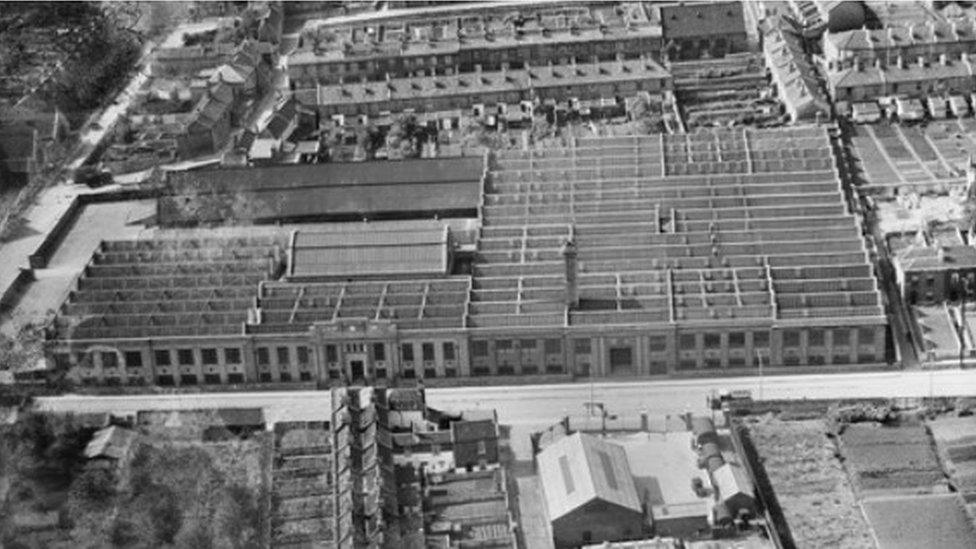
left=181, top=374, right=198, bottom=385
left=204, top=374, right=221, bottom=385
left=546, top=364, right=564, bottom=374
left=297, top=346, right=311, bottom=365
left=678, top=358, right=697, bottom=370
left=325, top=344, right=338, bottom=363
left=704, top=357, right=722, bottom=369
left=858, top=328, right=876, bottom=345
left=154, top=350, right=171, bottom=366
left=228, top=373, right=244, bottom=384
left=257, top=347, right=270, bottom=366
left=833, top=329, right=851, bottom=346
left=443, top=342, right=456, bottom=361
left=518, top=339, right=537, bottom=349
left=679, top=334, right=697, bottom=350
left=224, top=348, right=241, bottom=364
left=54, top=353, right=71, bottom=369
left=157, top=375, right=174, bottom=386
left=704, top=333, right=721, bottom=349
left=858, top=353, right=876, bottom=364
left=496, top=339, right=513, bottom=350
left=783, top=331, right=801, bottom=347
left=280, top=372, right=292, bottom=382
left=753, top=331, right=770, bottom=348
left=276, top=347, right=291, bottom=365
left=373, top=343, right=386, bottom=361
left=833, top=354, right=850, bottom=365
left=728, top=332, right=745, bottom=348
left=472, top=340, right=489, bottom=356
left=401, top=343, right=415, bottom=362
left=101, top=352, right=118, bottom=369
left=574, top=338, right=592, bottom=354
left=124, top=352, right=142, bottom=368
left=403, top=369, right=416, bottom=379
left=178, top=349, right=195, bottom=366
left=424, top=368, right=437, bottom=378
left=422, top=343, right=435, bottom=362
left=259, top=372, right=272, bottom=383
left=649, top=336, right=667, bottom=352
left=728, top=356, right=746, bottom=368
left=808, top=354, right=826, bottom=366
left=544, top=339, right=562, bottom=354
left=809, top=330, right=825, bottom=346
left=783, top=355, right=800, bottom=367
left=201, top=348, right=218, bottom=365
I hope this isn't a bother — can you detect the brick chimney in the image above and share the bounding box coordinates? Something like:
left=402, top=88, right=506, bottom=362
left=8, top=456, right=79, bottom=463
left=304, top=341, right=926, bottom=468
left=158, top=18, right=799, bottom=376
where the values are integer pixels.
left=562, top=238, right=579, bottom=308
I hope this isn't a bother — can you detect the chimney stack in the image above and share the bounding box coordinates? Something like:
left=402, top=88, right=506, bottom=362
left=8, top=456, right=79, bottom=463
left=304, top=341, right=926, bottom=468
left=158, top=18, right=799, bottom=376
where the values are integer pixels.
left=562, top=238, right=579, bottom=308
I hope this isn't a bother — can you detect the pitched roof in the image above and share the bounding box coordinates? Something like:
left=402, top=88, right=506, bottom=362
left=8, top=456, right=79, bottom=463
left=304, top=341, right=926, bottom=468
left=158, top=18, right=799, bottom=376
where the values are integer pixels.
left=711, top=462, right=753, bottom=504
left=537, top=432, right=642, bottom=521
left=451, top=417, right=498, bottom=443
left=84, top=426, right=137, bottom=460
left=289, top=223, right=450, bottom=278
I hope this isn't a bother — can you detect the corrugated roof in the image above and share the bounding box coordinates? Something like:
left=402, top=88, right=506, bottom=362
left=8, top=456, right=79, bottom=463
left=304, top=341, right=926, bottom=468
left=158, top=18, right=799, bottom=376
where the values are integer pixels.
left=291, top=226, right=449, bottom=277
left=537, top=432, right=642, bottom=521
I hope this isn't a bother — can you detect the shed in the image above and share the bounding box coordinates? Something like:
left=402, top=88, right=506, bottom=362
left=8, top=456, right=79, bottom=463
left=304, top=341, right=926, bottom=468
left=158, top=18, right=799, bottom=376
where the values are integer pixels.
left=84, top=426, right=137, bottom=460
left=710, top=463, right=755, bottom=515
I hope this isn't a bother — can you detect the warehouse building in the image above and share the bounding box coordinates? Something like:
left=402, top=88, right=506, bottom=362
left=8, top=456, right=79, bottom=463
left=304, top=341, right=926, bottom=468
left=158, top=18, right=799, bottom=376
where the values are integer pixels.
left=538, top=432, right=647, bottom=547
left=48, top=127, right=889, bottom=387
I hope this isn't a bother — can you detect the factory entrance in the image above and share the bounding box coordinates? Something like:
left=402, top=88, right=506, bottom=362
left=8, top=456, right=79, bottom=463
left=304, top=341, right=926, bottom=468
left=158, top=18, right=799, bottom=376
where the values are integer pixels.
left=349, top=360, right=365, bottom=382
left=608, top=346, right=634, bottom=376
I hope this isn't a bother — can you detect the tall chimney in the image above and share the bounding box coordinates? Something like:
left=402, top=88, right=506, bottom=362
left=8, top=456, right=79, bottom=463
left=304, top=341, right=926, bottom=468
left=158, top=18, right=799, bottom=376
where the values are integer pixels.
left=562, top=238, right=579, bottom=308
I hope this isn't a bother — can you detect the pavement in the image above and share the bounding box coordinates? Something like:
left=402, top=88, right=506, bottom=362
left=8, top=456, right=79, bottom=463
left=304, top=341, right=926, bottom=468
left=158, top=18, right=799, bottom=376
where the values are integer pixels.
left=35, top=368, right=976, bottom=460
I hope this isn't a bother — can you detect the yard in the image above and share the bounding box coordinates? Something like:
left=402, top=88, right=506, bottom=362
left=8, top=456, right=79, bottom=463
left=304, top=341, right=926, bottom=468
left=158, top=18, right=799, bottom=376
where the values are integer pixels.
left=0, top=412, right=272, bottom=548
left=746, top=417, right=875, bottom=548
left=838, top=423, right=945, bottom=495
left=862, top=494, right=976, bottom=549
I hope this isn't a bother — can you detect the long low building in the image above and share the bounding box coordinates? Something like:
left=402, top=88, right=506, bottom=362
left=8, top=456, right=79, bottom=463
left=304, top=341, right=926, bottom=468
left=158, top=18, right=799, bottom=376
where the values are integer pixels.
left=292, top=57, right=672, bottom=118
left=47, top=126, right=890, bottom=388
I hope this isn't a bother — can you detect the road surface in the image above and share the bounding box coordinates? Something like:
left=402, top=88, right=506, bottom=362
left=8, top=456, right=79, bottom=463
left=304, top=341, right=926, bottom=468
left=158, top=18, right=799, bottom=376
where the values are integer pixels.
left=35, top=369, right=975, bottom=455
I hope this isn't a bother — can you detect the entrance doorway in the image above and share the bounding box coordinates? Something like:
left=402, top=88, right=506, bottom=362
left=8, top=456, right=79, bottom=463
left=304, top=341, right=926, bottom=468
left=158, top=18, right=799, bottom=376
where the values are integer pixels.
left=609, top=346, right=633, bottom=375
left=350, top=360, right=365, bottom=381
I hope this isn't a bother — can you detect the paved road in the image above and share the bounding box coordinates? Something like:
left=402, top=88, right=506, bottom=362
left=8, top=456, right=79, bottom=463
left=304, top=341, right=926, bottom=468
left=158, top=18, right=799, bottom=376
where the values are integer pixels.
left=35, top=369, right=975, bottom=422
left=36, top=370, right=972, bottom=457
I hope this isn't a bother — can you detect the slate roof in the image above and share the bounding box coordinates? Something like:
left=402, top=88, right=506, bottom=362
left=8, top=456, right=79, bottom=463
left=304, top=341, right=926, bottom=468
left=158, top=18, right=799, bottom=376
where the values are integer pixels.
left=289, top=224, right=451, bottom=278
left=160, top=156, right=485, bottom=225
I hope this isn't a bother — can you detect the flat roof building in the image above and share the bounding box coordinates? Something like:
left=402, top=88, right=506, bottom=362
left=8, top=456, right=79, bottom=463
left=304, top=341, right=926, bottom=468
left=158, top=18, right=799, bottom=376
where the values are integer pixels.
left=48, top=127, right=890, bottom=389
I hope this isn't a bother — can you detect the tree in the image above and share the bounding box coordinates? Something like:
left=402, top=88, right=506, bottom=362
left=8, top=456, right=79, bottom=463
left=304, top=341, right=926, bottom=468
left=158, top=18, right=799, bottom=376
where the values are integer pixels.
left=148, top=484, right=183, bottom=544
left=72, top=466, right=116, bottom=503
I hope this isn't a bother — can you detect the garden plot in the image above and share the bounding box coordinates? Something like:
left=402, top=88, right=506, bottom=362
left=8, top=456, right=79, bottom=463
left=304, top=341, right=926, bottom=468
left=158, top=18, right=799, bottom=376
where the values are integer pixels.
left=838, top=423, right=945, bottom=495
left=862, top=494, right=976, bottom=549
left=747, top=417, right=875, bottom=549
left=850, top=123, right=971, bottom=190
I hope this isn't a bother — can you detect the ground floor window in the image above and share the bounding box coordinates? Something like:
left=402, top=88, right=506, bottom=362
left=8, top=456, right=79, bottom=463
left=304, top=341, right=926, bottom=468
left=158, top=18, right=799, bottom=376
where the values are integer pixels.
left=677, top=359, right=697, bottom=370
left=472, top=367, right=490, bottom=377
left=280, top=372, right=292, bottom=382
left=204, top=374, right=221, bottom=384
left=180, top=375, right=198, bottom=385
left=228, top=373, right=244, bottom=384
left=546, top=364, right=564, bottom=374
left=424, top=368, right=437, bottom=378
left=300, top=371, right=312, bottom=381
left=444, top=368, right=457, bottom=378
left=259, top=373, right=272, bottom=382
